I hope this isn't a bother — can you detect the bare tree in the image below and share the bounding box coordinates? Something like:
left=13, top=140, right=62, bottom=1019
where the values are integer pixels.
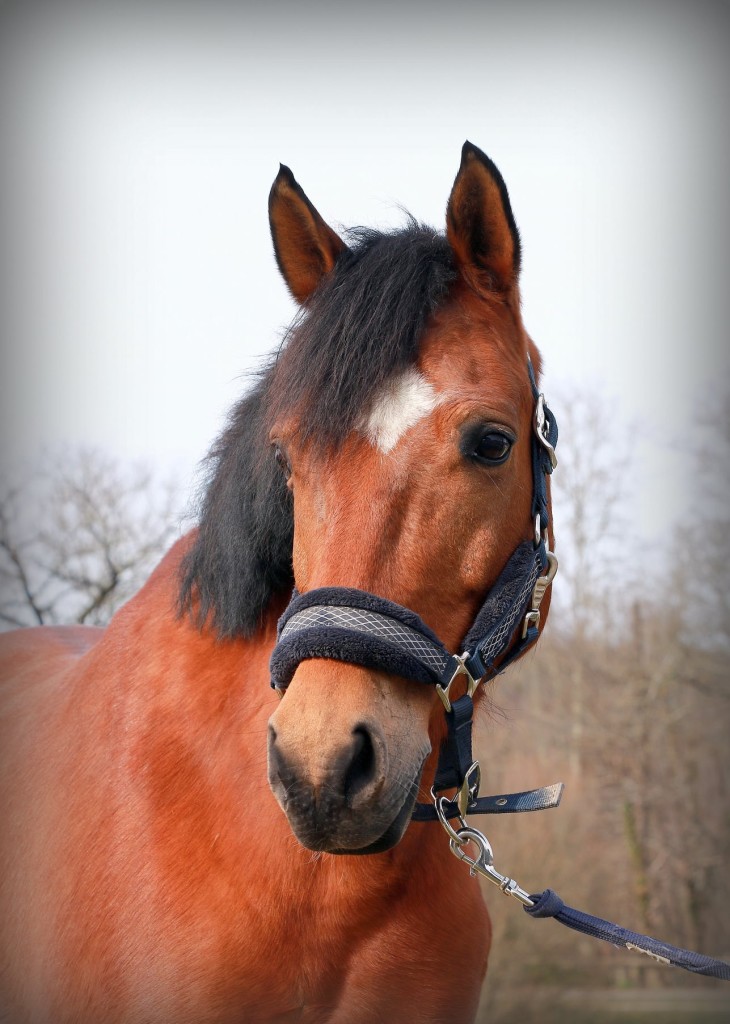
left=547, top=387, right=633, bottom=773
left=0, top=449, right=183, bottom=629
left=674, top=391, right=730, bottom=656
left=549, top=386, right=634, bottom=633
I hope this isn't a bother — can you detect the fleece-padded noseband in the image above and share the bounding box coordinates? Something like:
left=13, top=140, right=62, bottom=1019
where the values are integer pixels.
left=270, top=540, right=546, bottom=692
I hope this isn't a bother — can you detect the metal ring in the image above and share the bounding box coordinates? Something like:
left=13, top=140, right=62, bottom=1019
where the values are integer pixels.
left=432, top=792, right=468, bottom=844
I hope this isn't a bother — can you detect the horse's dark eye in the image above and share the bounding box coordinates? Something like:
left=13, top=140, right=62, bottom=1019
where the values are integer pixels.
left=274, top=445, right=292, bottom=480
left=473, top=432, right=513, bottom=465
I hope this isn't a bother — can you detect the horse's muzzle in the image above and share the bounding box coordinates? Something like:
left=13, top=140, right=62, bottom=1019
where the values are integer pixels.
left=267, top=720, right=422, bottom=853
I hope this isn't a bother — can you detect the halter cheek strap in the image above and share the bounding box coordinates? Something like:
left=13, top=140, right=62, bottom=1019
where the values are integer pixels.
left=269, top=359, right=560, bottom=821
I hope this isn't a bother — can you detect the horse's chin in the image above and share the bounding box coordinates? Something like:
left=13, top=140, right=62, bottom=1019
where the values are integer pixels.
left=331, top=777, right=421, bottom=855
left=287, top=769, right=423, bottom=856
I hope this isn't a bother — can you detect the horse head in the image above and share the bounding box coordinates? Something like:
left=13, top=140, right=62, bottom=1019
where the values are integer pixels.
left=264, top=144, right=551, bottom=853
left=181, top=142, right=552, bottom=856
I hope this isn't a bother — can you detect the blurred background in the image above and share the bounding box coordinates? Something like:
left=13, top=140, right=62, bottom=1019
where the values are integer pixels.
left=1, top=1, right=728, bottom=1020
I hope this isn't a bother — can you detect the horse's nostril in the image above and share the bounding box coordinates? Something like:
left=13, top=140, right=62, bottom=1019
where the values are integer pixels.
left=268, top=716, right=387, bottom=828
left=268, top=724, right=294, bottom=791
left=344, top=726, right=378, bottom=806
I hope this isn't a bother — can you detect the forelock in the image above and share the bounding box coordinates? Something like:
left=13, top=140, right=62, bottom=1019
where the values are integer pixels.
left=265, top=220, right=456, bottom=447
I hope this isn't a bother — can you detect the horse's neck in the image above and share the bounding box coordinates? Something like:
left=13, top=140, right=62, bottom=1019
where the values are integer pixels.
left=95, top=533, right=282, bottom=729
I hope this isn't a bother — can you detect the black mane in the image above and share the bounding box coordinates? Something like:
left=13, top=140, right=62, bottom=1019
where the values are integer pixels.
left=179, top=222, right=456, bottom=637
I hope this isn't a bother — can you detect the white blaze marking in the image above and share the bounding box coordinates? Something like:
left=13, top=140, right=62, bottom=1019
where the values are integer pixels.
left=361, top=369, right=441, bottom=453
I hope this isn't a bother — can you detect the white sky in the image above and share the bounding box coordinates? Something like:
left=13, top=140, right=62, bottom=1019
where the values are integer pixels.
left=1, top=2, right=728, bottom=561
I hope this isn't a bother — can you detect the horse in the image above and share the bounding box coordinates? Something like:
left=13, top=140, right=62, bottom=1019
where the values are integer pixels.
left=0, top=142, right=554, bottom=1023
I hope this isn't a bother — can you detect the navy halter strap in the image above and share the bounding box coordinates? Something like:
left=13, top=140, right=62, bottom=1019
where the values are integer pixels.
left=270, top=358, right=560, bottom=820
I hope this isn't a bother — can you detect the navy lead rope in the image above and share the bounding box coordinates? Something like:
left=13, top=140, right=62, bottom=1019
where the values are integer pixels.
left=449, top=827, right=730, bottom=981
left=525, top=890, right=730, bottom=979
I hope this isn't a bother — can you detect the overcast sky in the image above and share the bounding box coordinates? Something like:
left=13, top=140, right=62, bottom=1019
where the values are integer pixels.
left=1, top=1, right=728, bottom=560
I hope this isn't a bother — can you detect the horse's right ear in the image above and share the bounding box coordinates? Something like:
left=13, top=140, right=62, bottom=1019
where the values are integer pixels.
left=446, top=141, right=521, bottom=294
left=268, top=165, right=347, bottom=304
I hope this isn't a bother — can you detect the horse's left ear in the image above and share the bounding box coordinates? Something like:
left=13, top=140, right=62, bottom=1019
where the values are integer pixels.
left=269, top=164, right=347, bottom=304
left=446, top=141, right=521, bottom=294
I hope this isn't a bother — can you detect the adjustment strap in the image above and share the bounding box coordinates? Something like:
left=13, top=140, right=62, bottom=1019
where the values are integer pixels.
left=527, top=358, right=558, bottom=536
left=412, top=782, right=564, bottom=822
left=432, top=693, right=475, bottom=791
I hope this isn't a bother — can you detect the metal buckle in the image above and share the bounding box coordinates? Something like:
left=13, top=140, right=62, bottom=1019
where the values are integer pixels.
left=534, top=513, right=542, bottom=547
left=534, top=394, right=558, bottom=470
left=433, top=791, right=468, bottom=844
left=457, top=761, right=481, bottom=819
left=522, top=609, right=541, bottom=638
left=436, top=653, right=480, bottom=712
left=522, top=549, right=559, bottom=638
left=431, top=761, right=482, bottom=840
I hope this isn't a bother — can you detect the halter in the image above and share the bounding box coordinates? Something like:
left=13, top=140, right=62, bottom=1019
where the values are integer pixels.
left=269, top=359, right=561, bottom=821
left=267, top=364, right=730, bottom=980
